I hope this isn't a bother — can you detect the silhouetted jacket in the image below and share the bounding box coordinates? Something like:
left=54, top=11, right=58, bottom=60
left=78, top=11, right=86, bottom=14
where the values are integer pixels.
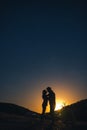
left=42, top=94, right=48, bottom=107
left=48, top=91, right=55, bottom=106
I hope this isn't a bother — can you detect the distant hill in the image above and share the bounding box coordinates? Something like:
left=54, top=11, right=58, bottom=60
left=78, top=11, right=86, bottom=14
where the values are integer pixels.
left=60, top=99, right=87, bottom=121
left=0, top=103, right=39, bottom=117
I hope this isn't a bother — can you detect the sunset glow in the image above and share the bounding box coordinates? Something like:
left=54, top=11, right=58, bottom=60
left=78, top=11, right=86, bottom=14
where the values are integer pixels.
left=55, top=100, right=65, bottom=111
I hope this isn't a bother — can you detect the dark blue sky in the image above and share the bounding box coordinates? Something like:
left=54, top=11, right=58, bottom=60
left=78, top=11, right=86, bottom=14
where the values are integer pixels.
left=0, top=0, right=87, bottom=112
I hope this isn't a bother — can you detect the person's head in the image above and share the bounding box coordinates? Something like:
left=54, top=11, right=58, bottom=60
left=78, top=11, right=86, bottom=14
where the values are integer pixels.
left=46, top=87, right=52, bottom=92
left=42, top=89, right=47, bottom=95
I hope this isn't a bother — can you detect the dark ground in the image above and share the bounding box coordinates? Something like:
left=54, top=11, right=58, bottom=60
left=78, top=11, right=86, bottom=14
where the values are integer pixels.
left=0, top=99, right=87, bottom=129
left=0, top=115, right=87, bottom=130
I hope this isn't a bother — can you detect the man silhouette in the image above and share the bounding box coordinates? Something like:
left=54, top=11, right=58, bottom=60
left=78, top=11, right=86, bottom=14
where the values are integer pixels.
left=46, top=87, right=56, bottom=114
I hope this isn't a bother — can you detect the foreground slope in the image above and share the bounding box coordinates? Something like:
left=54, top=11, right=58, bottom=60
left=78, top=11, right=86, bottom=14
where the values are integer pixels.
left=0, top=99, right=87, bottom=130
left=59, top=99, right=87, bottom=122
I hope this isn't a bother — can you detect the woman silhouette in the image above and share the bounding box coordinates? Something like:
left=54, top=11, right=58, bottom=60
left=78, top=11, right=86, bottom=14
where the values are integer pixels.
left=42, top=89, right=48, bottom=115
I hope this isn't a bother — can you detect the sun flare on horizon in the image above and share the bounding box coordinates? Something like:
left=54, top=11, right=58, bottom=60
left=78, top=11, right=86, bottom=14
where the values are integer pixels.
left=55, top=101, right=65, bottom=111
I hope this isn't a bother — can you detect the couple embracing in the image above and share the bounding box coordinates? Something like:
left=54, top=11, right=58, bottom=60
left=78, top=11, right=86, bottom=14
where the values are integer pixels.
left=42, top=87, right=56, bottom=115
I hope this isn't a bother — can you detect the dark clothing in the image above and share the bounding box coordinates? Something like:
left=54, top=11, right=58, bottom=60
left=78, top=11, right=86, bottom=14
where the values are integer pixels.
left=48, top=91, right=55, bottom=114
left=42, top=94, right=48, bottom=107
left=42, top=93, right=48, bottom=114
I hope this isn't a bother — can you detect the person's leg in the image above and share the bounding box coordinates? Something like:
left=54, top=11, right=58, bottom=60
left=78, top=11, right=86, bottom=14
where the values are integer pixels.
left=50, top=102, right=55, bottom=112
left=50, top=103, right=53, bottom=114
left=42, top=105, right=46, bottom=115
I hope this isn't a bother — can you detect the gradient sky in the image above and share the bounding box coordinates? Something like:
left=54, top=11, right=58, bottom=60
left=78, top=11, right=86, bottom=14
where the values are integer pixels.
left=0, top=1, right=87, bottom=113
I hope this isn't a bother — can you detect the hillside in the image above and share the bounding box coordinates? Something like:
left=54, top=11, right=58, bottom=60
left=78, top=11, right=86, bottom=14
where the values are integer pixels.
left=0, top=102, right=39, bottom=117
left=60, top=99, right=87, bottom=121
left=0, top=100, right=87, bottom=130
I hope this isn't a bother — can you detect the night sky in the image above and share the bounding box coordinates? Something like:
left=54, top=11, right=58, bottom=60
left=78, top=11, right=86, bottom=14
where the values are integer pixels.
left=0, top=1, right=87, bottom=113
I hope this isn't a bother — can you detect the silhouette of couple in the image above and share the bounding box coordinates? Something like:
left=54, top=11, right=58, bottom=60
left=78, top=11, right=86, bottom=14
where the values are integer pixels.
left=42, top=87, right=56, bottom=115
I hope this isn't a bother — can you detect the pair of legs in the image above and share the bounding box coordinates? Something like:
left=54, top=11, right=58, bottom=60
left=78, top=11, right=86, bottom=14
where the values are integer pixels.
left=49, top=102, right=55, bottom=114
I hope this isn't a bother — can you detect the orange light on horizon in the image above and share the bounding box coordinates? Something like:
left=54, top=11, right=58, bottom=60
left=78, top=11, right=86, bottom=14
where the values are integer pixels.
left=19, top=82, right=85, bottom=113
left=55, top=99, right=66, bottom=111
